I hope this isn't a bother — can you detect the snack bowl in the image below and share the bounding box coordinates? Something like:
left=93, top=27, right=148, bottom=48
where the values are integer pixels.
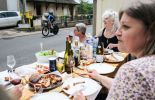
left=35, top=50, right=57, bottom=63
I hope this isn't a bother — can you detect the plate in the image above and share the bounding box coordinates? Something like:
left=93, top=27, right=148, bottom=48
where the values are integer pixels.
left=86, top=63, right=115, bottom=74
left=104, top=52, right=124, bottom=63
left=29, top=73, right=62, bottom=91
left=31, top=92, right=69, bottom=100
left=62, top=77, right=99, bottom=96
left=15, top=66, right=37, bottom=76
left=104, top=49, right=113, bottom=55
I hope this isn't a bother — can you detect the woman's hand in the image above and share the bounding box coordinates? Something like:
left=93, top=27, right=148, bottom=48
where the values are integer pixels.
left=8, top=84, right=23, bottom=99
left=107, top=43, right=118, bottom=49
left=73, top=91, right=86, bottom=100
left=87, top=70, right=101, bottom=82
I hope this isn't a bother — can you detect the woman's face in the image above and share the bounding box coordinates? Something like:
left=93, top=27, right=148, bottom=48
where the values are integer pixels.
left=74, top=27, right=79, bottom=36
left=103, top=18, right=113, bottom=29
left=116, top=13, right=146, bottom=56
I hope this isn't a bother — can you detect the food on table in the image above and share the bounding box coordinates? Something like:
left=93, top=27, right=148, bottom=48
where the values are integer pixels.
left=29, top=74, right=42, bottom=83
left=4, top=76, right=12, bottom=81
left=37, top=49, right=56, bottom=56
left=10, top=79, right=21, bottom=85
left=35, top=49, right=57, bottom=63
left=35, top=65, right=49, bottom=74
left=29, top=73, right=62, bottom=91
left=63, top=85, right=70, bottom=90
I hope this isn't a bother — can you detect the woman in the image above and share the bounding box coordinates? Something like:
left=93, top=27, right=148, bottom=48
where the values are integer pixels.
left=98, top=10, right=119, bottom=51
left=74, top=23, right=87, bottom=43
left=73, top=0, right=155, bottom=99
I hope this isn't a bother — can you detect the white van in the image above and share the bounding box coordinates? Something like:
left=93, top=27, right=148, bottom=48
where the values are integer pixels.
left=0, top=11, right=21, bottom=27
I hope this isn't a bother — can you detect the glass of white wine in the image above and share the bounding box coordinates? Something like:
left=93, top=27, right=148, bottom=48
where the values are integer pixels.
left=7, top=55, right=16, bottom=73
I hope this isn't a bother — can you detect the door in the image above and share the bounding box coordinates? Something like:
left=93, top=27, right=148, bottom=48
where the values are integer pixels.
left=36, top=3, right=42, bottom=15
left=6, top=12, right=19, bottom=26
left=0, top=12, right=9, bottom=27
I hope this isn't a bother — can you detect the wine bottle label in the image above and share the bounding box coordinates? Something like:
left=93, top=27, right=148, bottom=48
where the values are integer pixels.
left=96, top=55, right=103, bottom=63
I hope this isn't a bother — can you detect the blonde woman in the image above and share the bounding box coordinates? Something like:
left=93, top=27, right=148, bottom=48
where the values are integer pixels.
left=98, top=10, right=119, bottom=51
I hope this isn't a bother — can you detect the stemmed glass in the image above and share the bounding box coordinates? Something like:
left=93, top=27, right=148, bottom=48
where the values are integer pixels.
left=7, top=55, right=16, bottom=73
left=69, top=58, right=75, bottom=77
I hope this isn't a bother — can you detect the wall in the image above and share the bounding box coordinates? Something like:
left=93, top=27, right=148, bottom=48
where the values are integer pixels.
left=7, top=0, right=19, bottom=11
left=94, top=0, right=128, bottom=35
left=0, top=0, right=7, bottom=10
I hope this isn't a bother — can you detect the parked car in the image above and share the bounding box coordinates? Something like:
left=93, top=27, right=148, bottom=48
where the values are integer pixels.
left=0, top=11, right=21, bottom=27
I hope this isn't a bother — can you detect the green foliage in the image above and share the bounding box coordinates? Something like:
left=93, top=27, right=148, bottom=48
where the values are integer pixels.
left=76, top=0, right=93, bottom=14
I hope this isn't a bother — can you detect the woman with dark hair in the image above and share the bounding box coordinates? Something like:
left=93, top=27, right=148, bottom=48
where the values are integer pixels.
left=73, top=0, right=155, bottom=99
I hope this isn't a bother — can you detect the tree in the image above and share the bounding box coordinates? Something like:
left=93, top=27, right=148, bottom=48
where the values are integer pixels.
left=76, top=0, right=93, bottom=14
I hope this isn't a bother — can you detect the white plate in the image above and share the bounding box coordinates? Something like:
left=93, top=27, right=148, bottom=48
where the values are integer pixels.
left=104, top=49, right=113, bottom=55
left=62, top=77, right=99, bottom=96
left=15, top=65, right=37, bottom=76
left=86, top=63, right=115, bottom=74
left=31, top=92, right=69, bottom=100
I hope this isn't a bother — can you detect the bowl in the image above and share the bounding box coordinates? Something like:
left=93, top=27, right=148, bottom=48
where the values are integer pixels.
left=35, top=50, right=57, bottom=63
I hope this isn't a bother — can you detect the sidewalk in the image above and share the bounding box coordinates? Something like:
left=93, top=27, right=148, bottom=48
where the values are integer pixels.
left=0, top=29, right=40, bottom=39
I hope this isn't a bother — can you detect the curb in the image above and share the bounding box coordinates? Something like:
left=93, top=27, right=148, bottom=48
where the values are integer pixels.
left=0, top=25, right=92, bottom=39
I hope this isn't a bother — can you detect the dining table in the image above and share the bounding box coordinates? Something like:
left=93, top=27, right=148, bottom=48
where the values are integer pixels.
left=0, top=52, right=128, bottom=100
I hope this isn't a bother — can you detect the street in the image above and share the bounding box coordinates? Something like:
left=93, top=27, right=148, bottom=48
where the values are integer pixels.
left=0, top=25, right=92, bottom=71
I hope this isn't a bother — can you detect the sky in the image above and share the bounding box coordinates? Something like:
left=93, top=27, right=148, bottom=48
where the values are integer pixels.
left=74, top=0, right=93, bottom=3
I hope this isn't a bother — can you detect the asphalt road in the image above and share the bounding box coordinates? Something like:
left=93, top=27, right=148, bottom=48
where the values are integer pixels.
left=0, top=25, right=92, bottom=71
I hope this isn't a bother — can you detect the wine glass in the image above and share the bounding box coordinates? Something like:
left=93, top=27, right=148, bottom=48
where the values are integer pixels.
left=7, top=55, right=16, bottom=73
left=40, top=42, right=43, bottom=52
left=69, top=58, right=75, bottom=77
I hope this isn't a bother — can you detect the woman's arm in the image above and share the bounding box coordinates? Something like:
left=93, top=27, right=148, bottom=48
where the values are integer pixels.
left=87, top=70, right=113, bottom=90
left=107, top=43, right=118, bottom=49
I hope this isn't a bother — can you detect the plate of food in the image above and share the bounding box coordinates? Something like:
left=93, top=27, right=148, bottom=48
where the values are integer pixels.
left=34, top=64, right=49, bottom=74
left=62, top=77, right=99, bottom=96
left=86, top=63, right=115, bottom=74
left=28, top=73, right=62, bottom=91
left=104, top=52, right=125, bottom=63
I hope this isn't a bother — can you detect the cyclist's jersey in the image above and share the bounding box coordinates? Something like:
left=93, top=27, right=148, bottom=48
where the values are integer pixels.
left=47, top=15, right=54, bottom=22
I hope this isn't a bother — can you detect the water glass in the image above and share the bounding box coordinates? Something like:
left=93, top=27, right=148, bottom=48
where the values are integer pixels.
left=7, top=55, right=16, bottom=73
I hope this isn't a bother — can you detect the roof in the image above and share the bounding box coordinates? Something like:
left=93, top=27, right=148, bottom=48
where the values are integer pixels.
left=26, top=0, right=78, bottom=5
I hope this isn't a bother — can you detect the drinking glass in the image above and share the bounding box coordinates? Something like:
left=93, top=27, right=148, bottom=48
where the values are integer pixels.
left=69, top=58, right=75, bottom=77
left=7, top=55, right=16, bottom=73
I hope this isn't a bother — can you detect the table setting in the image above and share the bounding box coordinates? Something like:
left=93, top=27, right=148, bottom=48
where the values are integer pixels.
left=0, top=45, right=128, bottom=100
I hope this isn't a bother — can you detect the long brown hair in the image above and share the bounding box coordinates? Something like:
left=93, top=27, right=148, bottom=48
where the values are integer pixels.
left=119, top=1, right=155, bottom=56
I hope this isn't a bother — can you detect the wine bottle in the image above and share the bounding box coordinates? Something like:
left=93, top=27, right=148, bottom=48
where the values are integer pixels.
left=96, top=41, right=104, bottom=63
left=64, top=36, right=73, bottom=74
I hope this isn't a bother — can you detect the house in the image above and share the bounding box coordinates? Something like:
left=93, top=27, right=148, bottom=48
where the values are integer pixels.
left=0, top=0, right=20, bottom=11
left=26, top=0, right=78, bottom=18
left=0, top=0, right=78, bottom=19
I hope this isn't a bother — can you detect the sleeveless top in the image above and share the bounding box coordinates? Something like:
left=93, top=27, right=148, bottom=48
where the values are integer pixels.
left=98, top=28, right=118, bottom=51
